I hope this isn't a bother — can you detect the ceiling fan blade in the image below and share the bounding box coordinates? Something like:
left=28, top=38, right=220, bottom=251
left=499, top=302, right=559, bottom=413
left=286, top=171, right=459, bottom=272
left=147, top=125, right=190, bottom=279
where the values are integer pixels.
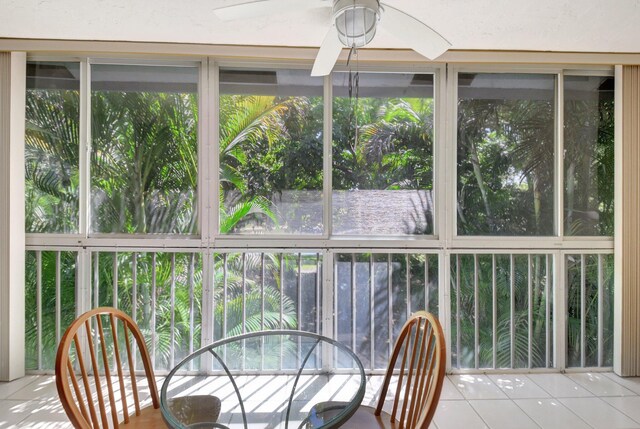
left=311, top=26, right=343, bottom=77
left=380, top=3, right=451, bottom=59
left=214, top=0, right=327, bottom=21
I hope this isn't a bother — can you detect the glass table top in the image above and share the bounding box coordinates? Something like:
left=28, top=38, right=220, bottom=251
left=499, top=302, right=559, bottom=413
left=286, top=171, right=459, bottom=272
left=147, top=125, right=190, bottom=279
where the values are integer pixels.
left=160, top=330, right=366, bottom=429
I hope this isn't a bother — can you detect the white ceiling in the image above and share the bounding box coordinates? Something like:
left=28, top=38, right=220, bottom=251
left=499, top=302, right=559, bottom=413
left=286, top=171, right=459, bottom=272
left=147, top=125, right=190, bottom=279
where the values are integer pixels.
left=2, top=0, right=639, bottom=54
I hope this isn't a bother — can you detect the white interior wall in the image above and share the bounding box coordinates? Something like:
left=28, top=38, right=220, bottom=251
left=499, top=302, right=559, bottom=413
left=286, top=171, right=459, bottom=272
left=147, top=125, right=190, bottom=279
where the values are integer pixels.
left=1, top=0, right=639, bottom=54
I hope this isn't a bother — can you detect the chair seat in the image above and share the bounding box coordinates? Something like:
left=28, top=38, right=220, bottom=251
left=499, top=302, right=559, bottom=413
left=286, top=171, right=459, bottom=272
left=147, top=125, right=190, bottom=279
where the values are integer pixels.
left=310, top=402, right=395, bottom=429
left=123, top=395, right=222, bottom=428
left=339, top=405, right=395, bottom=429
left=120, top=405, right=163, bottom=428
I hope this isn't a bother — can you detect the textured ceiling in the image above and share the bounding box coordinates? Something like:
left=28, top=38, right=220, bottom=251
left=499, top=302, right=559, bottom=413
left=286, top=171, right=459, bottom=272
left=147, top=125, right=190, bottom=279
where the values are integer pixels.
left=2, top=0, right=639, bottom=54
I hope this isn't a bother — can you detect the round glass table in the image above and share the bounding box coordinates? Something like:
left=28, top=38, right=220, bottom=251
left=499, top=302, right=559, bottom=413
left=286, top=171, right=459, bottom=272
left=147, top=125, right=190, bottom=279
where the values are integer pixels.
left=160, top=330, right=366, bottom=429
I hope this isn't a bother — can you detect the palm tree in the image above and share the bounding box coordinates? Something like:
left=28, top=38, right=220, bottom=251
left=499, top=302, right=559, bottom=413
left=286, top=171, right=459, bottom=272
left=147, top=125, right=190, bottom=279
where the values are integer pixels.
left=91, top=90, right=199, bottom=234
left=25, top=88, right=80, bottom=233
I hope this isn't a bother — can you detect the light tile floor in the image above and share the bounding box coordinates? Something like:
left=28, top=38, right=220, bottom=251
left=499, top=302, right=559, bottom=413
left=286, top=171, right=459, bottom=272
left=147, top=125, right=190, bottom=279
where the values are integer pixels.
left=2, top=373, right=640, bottom=428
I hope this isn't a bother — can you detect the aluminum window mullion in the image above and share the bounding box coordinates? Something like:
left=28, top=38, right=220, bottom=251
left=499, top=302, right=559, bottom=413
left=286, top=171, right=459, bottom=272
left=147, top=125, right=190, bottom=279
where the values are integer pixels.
left=242, top=253, right=247, bottom=335
left=132, top=253, right=137, bottom=323
left=261, top=252, right=265, bottom=371
left=131, top=252, right=137, bottom=370
left=110, top=252, right=118, bottom=370
left=209, top=62, right=220, bottom=240
left=170, top=253, right=176, bottom=369
left=93, top=252, right=99, bottom=309
left=297, top=252, right=303, bottom=368
left=323, top=74, right=332, bottom=238
left=55, top=251, right=61, bottom=345
left=555, top=252, right=567, bottom=370
left=556, top=73, right=564, bottom=238
left=425, top=256, right=430, bottom=313
left=406, top=254, right=411, bottom=317
left=261, top=253, right=266, bottom=331
left=223, top=253, right=228, bottom=339
left=597, top=254, right=604, bottom=367
left=112, top=252, right=118, bottom=309
left=280, top=253, right=285, bottom=370
left=447, top=65, right=458, bottom=242
left=545, top=254, right=551, bottom=368
left=388, top=253, right=393, bottom=358
left=474, top=254, right=479, bottom=369
left=492, top=254, right=497, bottom=369
left=36, top=251, right=42, bottom=371
left=528, top=254, right=533, bottom=369
left=79, top=59, right=90, bottom=238
left=510, top=254, right=515, bottom=369
left=315, top=253, right=322, bottom=367
left=280, top=253, right=285, bottom=330
left=441, top=251, right=451, bottom=371
left=151, top=253, right=157, bottom=368
left=456, top=254, right=461, bottom=369
left=369, top=253, right=375, bottom=370
left=201, top=250, right=214, bottom=372
left=188, top=253, right=195, bottom=371
left=297, top=253, right=302, bottom=330
left=241, top=252, right=246, bottom=371
left=316, top=253, right=321, bottom=334
left=351, top=253, right=356, bottom=354
left=580, top=254, right=586, bottom=368
left=198, top=58, right=210, bottom=244
left=92, top=252, right=99, bottom=368
left=322, top=250, right=334, bottom=372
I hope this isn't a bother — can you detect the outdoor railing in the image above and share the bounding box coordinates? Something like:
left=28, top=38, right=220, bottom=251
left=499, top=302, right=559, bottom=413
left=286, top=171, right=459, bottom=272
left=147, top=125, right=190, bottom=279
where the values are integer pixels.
left=25, top=248, right=613, bottom=373
left=450, top=253, right=554, bottom=370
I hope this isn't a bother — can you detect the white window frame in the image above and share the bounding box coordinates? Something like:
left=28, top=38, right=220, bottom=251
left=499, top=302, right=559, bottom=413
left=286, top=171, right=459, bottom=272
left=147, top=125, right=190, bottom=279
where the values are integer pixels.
left=22, top=53, right=616, bottom=374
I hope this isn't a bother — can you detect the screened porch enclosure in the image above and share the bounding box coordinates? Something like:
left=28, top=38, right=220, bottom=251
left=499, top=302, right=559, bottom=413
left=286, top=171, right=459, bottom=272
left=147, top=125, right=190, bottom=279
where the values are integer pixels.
left=24, top=59, right=615, bottom=376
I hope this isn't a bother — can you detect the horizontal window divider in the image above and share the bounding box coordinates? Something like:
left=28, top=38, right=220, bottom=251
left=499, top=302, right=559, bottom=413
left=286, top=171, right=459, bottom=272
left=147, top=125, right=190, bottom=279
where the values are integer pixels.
left=449, top=239, right=614, bottom=250
left=26, top=238, right=613, bottom=252
left=211, top=238, right=447, bottom=249
left=26, top=237, right=205, bottom=250
left=448, top=367, right=613, bottom=375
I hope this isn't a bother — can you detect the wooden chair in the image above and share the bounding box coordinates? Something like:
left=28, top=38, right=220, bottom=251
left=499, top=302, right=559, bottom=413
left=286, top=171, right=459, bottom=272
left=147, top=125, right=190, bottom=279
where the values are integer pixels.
left=315, top=311, right=446, bottom=429
left=55, top=307, right=220, bottom=428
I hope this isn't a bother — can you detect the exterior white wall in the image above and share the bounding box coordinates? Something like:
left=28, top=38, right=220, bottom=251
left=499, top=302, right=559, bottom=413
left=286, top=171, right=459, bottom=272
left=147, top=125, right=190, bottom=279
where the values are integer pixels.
left=0, top=51, right=26, bottom=381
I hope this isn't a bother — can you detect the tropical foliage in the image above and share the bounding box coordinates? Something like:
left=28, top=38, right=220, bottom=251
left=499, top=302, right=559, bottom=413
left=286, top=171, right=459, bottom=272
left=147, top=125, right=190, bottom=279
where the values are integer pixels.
left=24, top=65, right=615, bottom=371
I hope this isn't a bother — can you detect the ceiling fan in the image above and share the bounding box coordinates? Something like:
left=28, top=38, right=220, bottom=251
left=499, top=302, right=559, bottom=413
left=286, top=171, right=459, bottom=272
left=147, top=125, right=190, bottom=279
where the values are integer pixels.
left=213, top=0, right=451, bottom=76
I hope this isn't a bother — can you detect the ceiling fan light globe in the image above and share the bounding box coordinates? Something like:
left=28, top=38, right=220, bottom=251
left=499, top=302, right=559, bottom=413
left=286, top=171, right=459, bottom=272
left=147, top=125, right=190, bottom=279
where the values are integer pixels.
left=333, top=0, right=379, bottom=48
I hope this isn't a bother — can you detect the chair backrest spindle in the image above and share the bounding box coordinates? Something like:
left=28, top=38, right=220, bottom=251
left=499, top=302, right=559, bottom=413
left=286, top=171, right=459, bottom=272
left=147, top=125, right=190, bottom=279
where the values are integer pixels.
left=55, top=307, right=160, bottom=429
left=109, top=313, right=130, bottom=424
left=96, top=315, right=119, bottom=428
left=374, top=311, right=446, bottom=429
left=84, top=320, right=109, bottom=427
left=123, top=323, right=141, bottom=416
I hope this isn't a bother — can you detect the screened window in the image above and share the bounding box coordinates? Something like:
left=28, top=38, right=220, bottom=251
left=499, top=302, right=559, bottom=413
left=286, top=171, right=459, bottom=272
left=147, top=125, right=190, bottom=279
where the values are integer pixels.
left=219, top=69, right=324, bottom=235
left=25, top=61, right=80, bottom=233
left=90, top=64, right=199, bottom=234
left=332, top=72, right=435, bottom=236
left=564, top=76, right=615, bottom=236
left=457, top=73, right=556, bottom=236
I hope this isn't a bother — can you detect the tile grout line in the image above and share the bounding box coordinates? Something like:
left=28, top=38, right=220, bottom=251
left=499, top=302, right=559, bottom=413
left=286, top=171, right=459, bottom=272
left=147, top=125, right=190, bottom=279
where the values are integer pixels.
left=600, top=373, right=640, bottom=426
left=519, top=373, right=562, bottom=398
left=447, top=374, right=511, bottom=429
left=596, top=396, right=640, bottom=426
left=468, top=397, right=543, bottom=429
left=487, top=374, right=549, bottom=429
left=511, top=394, right=597, bottom=429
